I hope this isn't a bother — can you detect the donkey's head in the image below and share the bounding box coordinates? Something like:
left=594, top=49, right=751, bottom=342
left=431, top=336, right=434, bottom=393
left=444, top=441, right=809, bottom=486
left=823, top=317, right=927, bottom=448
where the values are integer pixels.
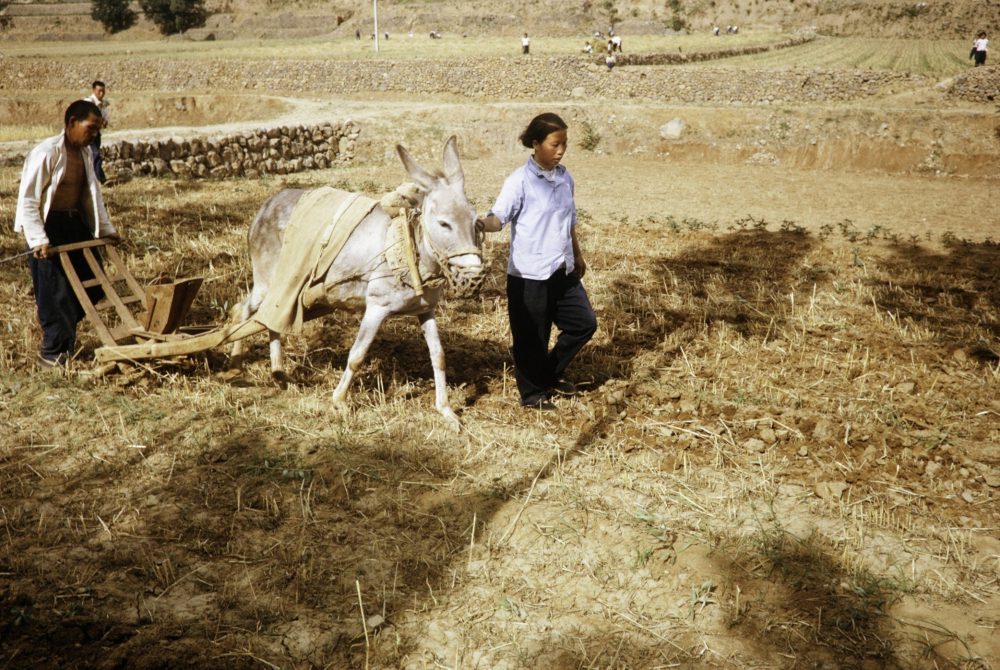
left=396, top=136, right=485, bottom=298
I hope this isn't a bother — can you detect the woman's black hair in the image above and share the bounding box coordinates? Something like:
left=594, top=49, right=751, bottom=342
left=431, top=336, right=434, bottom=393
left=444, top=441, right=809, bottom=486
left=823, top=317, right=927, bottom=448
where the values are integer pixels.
left=519, top=113, right=568, bottom=148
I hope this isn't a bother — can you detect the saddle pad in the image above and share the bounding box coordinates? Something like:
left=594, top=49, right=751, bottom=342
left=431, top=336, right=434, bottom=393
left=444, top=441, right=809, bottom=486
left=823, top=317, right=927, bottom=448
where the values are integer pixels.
left=253, top=187, right=378, bottom=334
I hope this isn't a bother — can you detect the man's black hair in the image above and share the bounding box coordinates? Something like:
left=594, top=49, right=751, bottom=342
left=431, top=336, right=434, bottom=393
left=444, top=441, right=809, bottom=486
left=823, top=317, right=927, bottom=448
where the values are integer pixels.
left=64, top=99, right=103, bottom=126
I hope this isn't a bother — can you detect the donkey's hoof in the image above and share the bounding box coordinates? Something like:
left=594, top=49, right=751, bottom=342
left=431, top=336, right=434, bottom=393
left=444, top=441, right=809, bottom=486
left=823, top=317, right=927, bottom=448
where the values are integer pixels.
left=272, top=370, right=292, bottom=388
left=440, top=408, right=462, bottom=433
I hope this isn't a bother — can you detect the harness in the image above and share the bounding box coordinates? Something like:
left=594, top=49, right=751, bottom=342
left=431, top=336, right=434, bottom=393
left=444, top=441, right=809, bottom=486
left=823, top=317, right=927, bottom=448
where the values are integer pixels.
left=381, top=183, right=483, bottom=296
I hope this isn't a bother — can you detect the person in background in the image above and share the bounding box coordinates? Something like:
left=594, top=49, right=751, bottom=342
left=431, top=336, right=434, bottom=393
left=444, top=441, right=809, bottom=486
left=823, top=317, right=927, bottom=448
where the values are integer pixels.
left=521, top=32, right=530, bottom=55
left=478, top=113, right=597, bottom=409
left=971, top=31, right=988, bottom=67
left=84, top=80, right=110, bottom=184
left=14, top=99, right=119, bottom=368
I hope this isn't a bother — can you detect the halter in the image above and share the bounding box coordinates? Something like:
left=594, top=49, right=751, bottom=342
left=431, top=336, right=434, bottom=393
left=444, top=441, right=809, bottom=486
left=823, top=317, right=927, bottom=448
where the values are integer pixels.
left=412, top=207, right=483, bottom=293
left=379, top=181, right=485, bottom=296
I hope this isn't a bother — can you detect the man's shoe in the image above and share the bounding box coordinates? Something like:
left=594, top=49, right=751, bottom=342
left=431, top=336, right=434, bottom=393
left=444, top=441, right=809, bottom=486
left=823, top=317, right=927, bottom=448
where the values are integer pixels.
left=551, top=379, right=576, bottom=395
left=521, top=394, right=557, bottom=411
left=36, top=352, right=68, bottom=368
left=523, top=399, right=557, bottom=411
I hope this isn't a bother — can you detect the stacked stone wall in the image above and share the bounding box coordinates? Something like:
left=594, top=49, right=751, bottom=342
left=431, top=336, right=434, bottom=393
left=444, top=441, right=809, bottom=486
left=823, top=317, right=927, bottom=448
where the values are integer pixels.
left=611, top=34, right=815, bottom=67
left=946, top=66, right=999, bottom=103
left=102, top=121, right=360, bottom=180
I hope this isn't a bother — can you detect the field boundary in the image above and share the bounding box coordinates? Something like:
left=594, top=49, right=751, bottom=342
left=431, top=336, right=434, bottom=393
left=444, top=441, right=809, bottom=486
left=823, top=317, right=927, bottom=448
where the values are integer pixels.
left=610, top=32, right=816, bottom=67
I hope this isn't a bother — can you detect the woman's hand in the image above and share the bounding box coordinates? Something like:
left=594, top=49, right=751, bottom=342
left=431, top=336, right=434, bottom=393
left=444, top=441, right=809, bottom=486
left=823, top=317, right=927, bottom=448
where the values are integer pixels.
left=476, top=214, right=502, bottom=233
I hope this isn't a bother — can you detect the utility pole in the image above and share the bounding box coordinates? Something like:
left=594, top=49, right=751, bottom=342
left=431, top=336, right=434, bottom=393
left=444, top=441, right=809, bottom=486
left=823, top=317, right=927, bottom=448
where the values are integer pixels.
left=373, top=0, right=379, bottom=53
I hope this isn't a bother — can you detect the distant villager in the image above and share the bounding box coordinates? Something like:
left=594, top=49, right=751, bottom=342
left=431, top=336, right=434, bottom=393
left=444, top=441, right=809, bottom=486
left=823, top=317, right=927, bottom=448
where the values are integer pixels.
left=971, top=31, right=988, bottom=67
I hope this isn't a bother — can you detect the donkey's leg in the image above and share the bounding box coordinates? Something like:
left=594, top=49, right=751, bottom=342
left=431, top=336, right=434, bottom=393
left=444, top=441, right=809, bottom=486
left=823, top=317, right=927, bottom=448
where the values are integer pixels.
left=230, top=283, right=267, bottom=362
left=269, top=330, right=291, bottom=385
left=332, top=304, right=390, bottom=406
left=418, top=311, right=460, bottom=432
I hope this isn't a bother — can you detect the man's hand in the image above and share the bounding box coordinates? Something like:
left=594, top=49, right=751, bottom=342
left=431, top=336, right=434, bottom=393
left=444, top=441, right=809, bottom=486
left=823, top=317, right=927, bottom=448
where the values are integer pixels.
left=574, top=255, right=587, bottom=279
left=102, top=233, right=121, bottom=245
left=32, top=243, right=50, bottom=260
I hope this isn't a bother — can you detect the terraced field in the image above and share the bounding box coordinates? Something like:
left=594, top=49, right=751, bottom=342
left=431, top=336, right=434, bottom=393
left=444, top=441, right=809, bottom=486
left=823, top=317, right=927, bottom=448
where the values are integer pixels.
left=699, top=36, right=973, bottom=75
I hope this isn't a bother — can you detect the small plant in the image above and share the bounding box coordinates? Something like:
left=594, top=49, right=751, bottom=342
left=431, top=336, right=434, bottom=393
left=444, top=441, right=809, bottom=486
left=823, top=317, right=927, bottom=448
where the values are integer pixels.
left=689, top=580, right=716, bottom=618
left=778, top=219, right=806, bottom=234
left=633, top=546, right=654, bottom=567
left=837, top=218, right=860, bottom=242
left=863, top=224, right=884, bottom=244
left=577, top=121, right=601, bottom=152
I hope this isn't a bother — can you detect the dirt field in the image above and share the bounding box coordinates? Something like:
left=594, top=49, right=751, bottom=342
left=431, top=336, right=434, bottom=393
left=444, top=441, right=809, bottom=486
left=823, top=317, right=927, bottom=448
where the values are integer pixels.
left=1, top=32, right=998, bottom=670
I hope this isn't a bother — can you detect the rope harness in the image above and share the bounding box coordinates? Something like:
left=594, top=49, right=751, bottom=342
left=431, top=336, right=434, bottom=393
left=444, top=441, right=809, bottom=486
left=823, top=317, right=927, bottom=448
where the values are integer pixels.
left=380, top=182, right=484, bottom=297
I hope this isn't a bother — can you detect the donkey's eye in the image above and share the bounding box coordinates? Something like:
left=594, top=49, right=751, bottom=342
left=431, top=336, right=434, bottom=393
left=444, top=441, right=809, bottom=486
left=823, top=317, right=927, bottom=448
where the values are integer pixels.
left=438, top=220, right=453, bottom=231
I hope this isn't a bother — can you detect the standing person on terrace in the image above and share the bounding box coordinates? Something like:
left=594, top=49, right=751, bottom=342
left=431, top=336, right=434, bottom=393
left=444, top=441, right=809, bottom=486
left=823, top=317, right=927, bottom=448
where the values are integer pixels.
left=14, top=100, right=119, bottom=368
left=521, top=32, right=530, bottom=55
left=477, top=113, right=597, bottom=409
left=971, top=31, right=988, bottom=67
left=83, top=80, right=110, bottom=184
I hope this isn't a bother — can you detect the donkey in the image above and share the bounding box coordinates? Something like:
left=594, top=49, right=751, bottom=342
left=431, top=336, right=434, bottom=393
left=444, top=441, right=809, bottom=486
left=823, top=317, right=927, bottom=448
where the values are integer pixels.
left=232, top=136, right=485, bottom=431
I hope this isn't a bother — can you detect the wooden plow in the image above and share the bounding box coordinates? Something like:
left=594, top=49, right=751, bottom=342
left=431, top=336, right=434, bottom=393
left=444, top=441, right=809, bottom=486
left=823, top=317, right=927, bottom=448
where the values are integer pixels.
left=51, top=239, right=270, bottom=365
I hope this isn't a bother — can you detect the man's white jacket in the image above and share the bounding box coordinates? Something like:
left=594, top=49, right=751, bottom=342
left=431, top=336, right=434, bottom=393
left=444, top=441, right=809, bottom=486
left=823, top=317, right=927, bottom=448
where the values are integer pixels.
left=14, top=131, right=116, bottom=249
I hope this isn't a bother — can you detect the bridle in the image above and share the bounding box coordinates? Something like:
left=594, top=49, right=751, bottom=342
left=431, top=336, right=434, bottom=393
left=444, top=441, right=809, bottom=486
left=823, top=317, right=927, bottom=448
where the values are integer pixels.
left=411, top=206, right=484, bottom=292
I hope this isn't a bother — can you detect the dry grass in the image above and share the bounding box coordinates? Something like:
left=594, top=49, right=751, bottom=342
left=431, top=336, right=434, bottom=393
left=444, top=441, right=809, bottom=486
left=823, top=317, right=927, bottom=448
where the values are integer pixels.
left=0, top=26, right=997, bottom=665
left=1, top=147, right=997, bottom=667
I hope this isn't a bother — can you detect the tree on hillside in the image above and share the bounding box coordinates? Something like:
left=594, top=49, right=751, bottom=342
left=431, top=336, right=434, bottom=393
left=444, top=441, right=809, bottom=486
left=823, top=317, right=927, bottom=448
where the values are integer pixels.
left=0, top=0, right=12, bottom=30
left=602, top=0, right=619, bottom=31
left=139, top=0, right=207, bottom=35
left=91, top=0, right=137, bottom=33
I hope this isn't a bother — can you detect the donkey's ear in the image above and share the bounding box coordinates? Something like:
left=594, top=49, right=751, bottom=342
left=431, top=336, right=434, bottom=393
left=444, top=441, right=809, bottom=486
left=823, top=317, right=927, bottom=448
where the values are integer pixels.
left=442, top=135, right=465, bottom=191
left=397, top=144, right=436, bottom=192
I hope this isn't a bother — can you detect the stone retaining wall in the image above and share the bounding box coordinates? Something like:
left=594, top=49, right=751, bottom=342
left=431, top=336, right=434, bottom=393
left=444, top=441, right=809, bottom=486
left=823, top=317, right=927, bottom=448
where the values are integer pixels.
left=610, top=34, right=815, bottom=66
left=946, top=66, right=999, bottom=103
left=102, top=121, right=359, bottom=179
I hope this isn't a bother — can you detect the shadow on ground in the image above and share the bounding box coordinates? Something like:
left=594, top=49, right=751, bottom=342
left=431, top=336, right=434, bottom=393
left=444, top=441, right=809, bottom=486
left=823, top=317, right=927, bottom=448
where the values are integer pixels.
left=872, top=240, right=1000, bottom=362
